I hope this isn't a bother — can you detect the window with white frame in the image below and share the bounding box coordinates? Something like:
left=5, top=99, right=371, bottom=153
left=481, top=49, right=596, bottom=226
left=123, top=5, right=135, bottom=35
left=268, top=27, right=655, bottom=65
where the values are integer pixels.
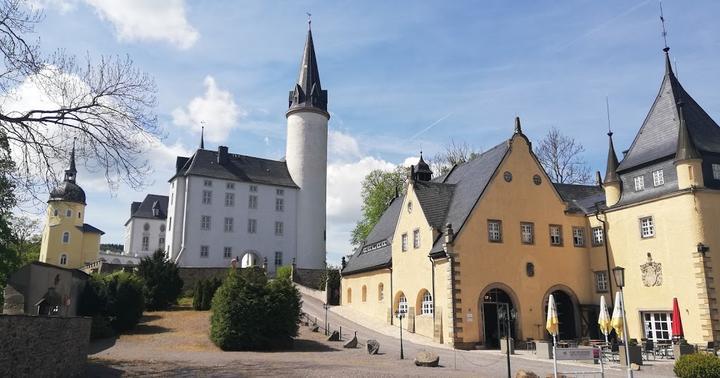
left=202, top=190, right=212, bottom=204
left=640, top=216, right=655, bottom=238
left=594, top=271, right=608, bottom=292
left=378, top=283, right=384, bottom=301
left=550, top=225, right=563, bottom=246
left=275, top=221, right=284, bottom=236
left=248, top=195, right=258, bottom=209
left=274, top=251, right=283, bottom=266
left=200, top=245, right=209, bottom=257
left=276, top=188, right=284, bottom=196
left=398, top=295, right=408, bottom=314
left=224, top=217, right=234, bottom=232
left=226, top=182, right=234, bottom=190
left=634, top=176, right=645, bottom=191
left=421, top=292, right=433, bottom=315
left=642, top=312, right=673, bottom=343
left=225, top=192, right=234, bottom=207
left=413, top=229, right=420, bottom=249
left=201, top=215, right=211, bottom=230
left=488, top=220, right=502, bottom=242
left=276, top=198, right=284, bottom=212
left=250, top=185, right=258, bottom=192
left=572, top=227, right=585, bottom=247
left=62, top=231, right=70, bottom=244
left=591, top=227, right=604, bottom=246
left=653, top=169, right=665, bottom=186
left=247, top=219, right=257, bottom=234
left=401, top=233, right=408, bottom=252
left=141, top=236, right=149, bottom=251
left=158, top=236, right=165, bottom=248
left=521, top=222, right=534, bottom=244
left=60, top=254, right=67, bottom=265
left=223, top=247, right=232, bottom=259
left=204, top=179, right=212, bottom=187
left=713, top=164, right=720, bottom=180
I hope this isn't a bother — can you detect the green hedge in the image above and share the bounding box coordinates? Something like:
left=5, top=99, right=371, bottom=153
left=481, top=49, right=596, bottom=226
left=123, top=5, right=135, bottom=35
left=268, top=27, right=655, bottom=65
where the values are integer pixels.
left=193, top=277, right=222, bottom=311
left=136, top=249, right=184, bottom=311
left=78, top=271, right=145, bottom=338
left=675, top=353, right=720, bottom=378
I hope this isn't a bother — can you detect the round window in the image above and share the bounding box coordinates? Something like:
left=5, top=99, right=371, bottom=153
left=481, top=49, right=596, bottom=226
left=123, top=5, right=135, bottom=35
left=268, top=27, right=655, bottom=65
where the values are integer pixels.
left=407, top=201, right=413, bottom=214
left=160, top=224, right=166, bottom=232
left=143, top=223, right=150, bottom=231
left=533, top=174, right=542, bottom=185
left=503, top=171, right=513, bottom=182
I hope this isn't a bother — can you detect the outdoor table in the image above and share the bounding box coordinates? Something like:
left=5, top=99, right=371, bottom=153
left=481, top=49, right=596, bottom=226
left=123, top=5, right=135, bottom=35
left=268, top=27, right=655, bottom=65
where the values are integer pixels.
left=656, top=343, right=673, bottom=358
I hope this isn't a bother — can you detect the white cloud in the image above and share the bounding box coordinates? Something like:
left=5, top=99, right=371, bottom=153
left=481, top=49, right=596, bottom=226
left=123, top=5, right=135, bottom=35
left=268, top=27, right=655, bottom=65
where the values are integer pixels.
left=328, top=130, right=362, bottom=162
left=171, top=76, right=245, bottom=143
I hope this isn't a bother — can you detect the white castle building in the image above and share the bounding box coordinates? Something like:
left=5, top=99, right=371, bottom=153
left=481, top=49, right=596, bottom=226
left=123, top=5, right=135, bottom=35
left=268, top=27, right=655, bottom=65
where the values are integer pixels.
left=162, top=25, right=328, bottom=273
left=124, top=194, right=168, bottom=258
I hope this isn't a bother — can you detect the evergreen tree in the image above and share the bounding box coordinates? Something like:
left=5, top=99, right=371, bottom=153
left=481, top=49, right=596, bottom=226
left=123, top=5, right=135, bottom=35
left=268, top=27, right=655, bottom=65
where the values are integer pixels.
left=136, top=249, right=184, bottom=310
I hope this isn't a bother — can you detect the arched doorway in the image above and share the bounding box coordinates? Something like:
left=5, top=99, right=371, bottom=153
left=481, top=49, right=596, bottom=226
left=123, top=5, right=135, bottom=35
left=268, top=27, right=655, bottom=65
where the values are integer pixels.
left=545, top=289, right=578, bottom=341
left=240, top=251, right=259, bottom=268
left=481, top=288, right=516, bottom=349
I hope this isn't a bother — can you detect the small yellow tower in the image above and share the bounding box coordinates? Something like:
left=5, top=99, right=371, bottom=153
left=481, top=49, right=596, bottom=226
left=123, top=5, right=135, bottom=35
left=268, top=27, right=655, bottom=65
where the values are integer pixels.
left=603, top=131, right=622, bottom=206
left=674, top=99, right=704, bottom=189
left=39, top=143, right=103, bottom=268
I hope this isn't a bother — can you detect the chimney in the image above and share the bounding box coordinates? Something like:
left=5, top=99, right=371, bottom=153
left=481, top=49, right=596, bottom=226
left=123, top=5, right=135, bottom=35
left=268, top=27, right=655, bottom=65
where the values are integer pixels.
left=218, top=146, right=229, bottom=165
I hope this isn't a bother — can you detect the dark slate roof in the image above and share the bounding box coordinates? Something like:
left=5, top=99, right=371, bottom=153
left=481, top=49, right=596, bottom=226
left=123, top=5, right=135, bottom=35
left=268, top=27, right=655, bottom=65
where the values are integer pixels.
left=49, top=181, right=86, bottom=205
left=171, top=148, right=298, bottom=188
left=554, top=184, right=606, bottom=214
left=342, top=196, right=404, bottom=276
left=287, top=28, right=328, bottom=115
left=127, top=194, right=168, bottom=224
left=77, top=223, right=105, bottom=235
left=414, top=181, right=455, bottom=229
left=617, top=51, right=720, bottom=172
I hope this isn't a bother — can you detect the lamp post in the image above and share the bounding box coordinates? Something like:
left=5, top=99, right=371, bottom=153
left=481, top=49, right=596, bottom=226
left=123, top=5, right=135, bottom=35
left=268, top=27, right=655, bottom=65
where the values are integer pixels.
left=612, top=266, right=633, bottom=378
left=323, top=303, right=330, bottom=336
left=396, top=310, right=405, bottom=360
left=498, top=303, right=517, bottom=378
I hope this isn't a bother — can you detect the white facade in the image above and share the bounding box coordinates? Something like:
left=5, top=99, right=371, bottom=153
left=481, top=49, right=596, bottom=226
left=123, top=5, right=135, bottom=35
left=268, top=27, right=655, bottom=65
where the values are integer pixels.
left=124, top=217, right=167, bottom=258
left=166, top=175, right=298, bottom=272
left=285, top=111, right=328, bottom=270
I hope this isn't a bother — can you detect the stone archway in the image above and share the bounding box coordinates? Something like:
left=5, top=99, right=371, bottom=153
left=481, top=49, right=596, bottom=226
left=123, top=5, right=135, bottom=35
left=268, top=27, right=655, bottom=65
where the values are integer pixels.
left=478, top=283, right=521, bottom=349
left=543, top=285, right=581, bottom=341
left=240, top=251, right=260, bottom=268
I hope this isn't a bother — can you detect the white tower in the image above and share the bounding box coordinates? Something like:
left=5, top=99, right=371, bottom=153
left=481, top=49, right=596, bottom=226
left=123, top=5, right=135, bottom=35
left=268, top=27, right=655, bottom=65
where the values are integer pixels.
left=285, top=22, right=329, bottom=270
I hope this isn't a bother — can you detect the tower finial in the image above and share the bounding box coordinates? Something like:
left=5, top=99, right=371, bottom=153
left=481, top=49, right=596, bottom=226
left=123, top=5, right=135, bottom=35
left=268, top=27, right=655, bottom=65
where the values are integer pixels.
left=200, top=123, right=205, bottom=149
left=606, top=96, right=612, bottom=135
left=307, top=12, right=311, bottom=30
left=514, top=116, right=522, bottom=134
left=64, top=137, right=78, bottom=183
left=659, top=0, right=669, bottom=52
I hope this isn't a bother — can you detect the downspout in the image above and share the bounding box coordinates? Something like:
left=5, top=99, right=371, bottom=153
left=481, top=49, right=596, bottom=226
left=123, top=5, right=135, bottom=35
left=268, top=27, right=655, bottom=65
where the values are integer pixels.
left=428, top=254, right=436, bottom=323
left=444, top=223, right=458, bottom=346
left=175, top=176, right=190, bottom=264
left=389, top=266, right=394, bottom=325
left=594, top=202, right=614, bottom=297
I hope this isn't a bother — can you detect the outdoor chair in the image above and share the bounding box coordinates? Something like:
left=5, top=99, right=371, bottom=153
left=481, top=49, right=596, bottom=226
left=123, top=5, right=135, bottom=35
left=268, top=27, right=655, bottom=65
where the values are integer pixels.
left=607, top=341, right=620, bottom=362
left=643, top=339, right=656, bottom=360
left=706, top=341, right=716, bottom=355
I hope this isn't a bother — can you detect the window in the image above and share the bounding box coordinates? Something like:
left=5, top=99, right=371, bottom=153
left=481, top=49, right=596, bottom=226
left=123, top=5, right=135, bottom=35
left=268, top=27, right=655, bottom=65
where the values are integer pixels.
left=78, top=212, right=81, bottom=218
left=247, top=219, right=257, bottom=234
left=66, top=209, right=72, bottom=217
left=407, top=201, right=413, bottom=213
left=347, top=288, right=352, bottom=304
left=201, top=215, right=211, bottom=230
left=572, top=227, right=585, bottom=247
left=643, top=312, right=673, bottom=344
left=653, top=169, right=665, bottom=186
left=401, top=233, right=408, bottom=252
left=591, top=227, right=604, bottom=246
left=202, top=190, right=212, bottom=204
left=634, top=176, right=645, bottom=191
left=275, top=221, right=284, bottom=236
left=250, top=185, right=258, bottom=192
left=274, top=251, right=283, bottom=266
left=640, top=216, right=655, bottom=238
left=225, top=193, right=235, bottom=207
left=549, top=225, right=563, bottom=246
left=160, top=224, right=166, bottom=232
left=713, top=164, right=720, bottom=180
left=200, top=245, right=209, bottom=258
left=398, top=295, right=408, bottom=314
left=59, top=254, right=67, bottom=265
left=520, top=222, right=534, bottom=244
left=362, top=285, right=367, bottom=302
left=488, top=220, right=502, bottom=242
left=224, top=217, right=234, bottom=232
left=143, top=223, right=150, bottom=231
left=204, top=179, right=212, bottom=187
left=595, top=271, right=609, bottom=292
left=226, top=182, right=235, bottom=190
left=413, top=229, right=420, bottom=249
left=275, top=198, right=284, bottom=212
left=421, top=291, right=433, bottom=315
left=53, top=209, right=58, bottom=216
left=378, top=283, right=384, bottom=301
left=224, top=247, right=232, bottom=259
left=141, top=236, right=149, bottom=251
left=158, top=236, right=165, bottom=248
left=248, top=195, right=258, bottom=209
left=62, top=232, right=70, bottom=244
left=276, top=189, right=284, bottom=196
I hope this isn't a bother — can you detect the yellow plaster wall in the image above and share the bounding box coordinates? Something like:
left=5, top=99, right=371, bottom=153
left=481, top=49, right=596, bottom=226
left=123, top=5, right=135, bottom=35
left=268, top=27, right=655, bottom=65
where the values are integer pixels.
left=341, top=270, right=391, bottom=323
left=39, top=201, right=90, bottom=269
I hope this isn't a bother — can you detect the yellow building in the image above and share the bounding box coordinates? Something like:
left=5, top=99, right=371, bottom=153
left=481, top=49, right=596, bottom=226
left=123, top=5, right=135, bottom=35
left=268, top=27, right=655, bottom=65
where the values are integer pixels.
left=39, top=145, right=104, bottom=269
left=341, top=47, right=720, bottom=349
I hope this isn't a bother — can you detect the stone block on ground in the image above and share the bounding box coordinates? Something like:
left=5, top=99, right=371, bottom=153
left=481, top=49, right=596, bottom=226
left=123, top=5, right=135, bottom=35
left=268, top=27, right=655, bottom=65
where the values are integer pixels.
left=515, top=370, right=538, bottom=378
left=367, top=339, right=380, bottom=355
left=310, top=324, right=319, bottom=332
left=630, top=363, right=641, bottom=371
left=414, top=350, right=439, bottom=367
left=327, top=330, right=341, bottom=341
left=343, top=336, right=358, bottom=348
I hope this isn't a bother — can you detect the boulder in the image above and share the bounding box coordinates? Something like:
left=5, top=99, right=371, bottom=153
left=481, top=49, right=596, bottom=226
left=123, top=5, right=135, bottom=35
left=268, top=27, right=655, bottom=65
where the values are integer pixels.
left=310, top=324, right=319, bottom=332
left=515, top=371, right=538, bottom=378
left=327, top=330, right=341, bottom=341
left=343, top=335, right=358, bottom=348
left=367, top=339, right=380, bottom=355
left=414, top=350, right=440, bottom=367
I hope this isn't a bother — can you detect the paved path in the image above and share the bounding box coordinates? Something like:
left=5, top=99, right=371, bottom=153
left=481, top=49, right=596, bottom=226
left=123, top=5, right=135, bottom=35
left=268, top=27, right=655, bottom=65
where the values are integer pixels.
left=301, top=293, right=676, bottom=377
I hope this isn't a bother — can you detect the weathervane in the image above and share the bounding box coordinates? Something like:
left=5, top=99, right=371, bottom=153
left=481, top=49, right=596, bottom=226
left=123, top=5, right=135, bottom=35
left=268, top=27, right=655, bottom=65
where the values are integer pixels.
left=659, top=0, right=669, bottom=50
left=307, top=12, right=312, bottom=29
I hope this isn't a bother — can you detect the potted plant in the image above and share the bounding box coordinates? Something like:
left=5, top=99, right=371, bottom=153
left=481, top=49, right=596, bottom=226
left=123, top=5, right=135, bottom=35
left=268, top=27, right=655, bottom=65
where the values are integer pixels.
left=619, top=339, right=643, bottom=366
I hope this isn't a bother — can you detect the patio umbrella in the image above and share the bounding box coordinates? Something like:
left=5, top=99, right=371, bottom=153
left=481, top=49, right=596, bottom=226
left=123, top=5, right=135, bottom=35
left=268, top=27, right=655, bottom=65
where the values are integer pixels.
left=611, top=291, right=624, bottom=341
left=598, top=295, right=612, bottom=343
left=672, top=297, right=684, bottom=340
left=546, top=294, right=559, bottom=378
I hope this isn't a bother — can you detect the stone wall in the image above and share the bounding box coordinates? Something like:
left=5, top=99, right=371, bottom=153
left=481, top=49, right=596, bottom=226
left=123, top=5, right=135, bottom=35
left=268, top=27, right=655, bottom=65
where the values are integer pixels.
left=178, top=267, right=229, bottom=295
left=0, top=315, right=91, bottom=377
left=293, top=268, right=325, bottom=289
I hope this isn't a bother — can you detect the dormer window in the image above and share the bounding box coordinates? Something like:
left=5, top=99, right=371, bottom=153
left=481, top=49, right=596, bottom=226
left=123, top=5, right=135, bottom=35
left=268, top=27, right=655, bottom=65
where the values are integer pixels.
left=713, top=164, right=720, bottom=180
left=634, top=176, right=645, bottom=191
left=652, top=170, right=664, bottom=186
left=152, top=208, right=160, bottom=217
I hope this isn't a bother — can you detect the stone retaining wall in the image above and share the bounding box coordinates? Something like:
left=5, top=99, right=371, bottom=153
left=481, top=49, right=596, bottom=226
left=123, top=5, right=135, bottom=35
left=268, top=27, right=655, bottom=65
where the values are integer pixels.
left=0, top=315, right=91, bottom=377
left=178, top=267, right=229, bottom=294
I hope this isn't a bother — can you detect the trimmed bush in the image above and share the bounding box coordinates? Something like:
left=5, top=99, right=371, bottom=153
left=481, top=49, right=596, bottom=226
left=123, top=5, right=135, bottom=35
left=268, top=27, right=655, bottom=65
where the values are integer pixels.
left=193, top=279, right=205, bottom=310
left=675, top=353, right=720, bottom=378
left=78, top=271, right=145, bottom=336
left=210, top=267, right=301, bottom=350
left=276, top=265, right=292, bottom=280
left=136, top=249, right=184, bottom=311
left=193, top=278, right=222, bottom=311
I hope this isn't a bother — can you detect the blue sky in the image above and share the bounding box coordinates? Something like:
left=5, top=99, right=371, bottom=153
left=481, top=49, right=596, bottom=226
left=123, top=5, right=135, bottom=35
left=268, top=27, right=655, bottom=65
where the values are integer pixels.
left=20, top=0, right=720, bottom=265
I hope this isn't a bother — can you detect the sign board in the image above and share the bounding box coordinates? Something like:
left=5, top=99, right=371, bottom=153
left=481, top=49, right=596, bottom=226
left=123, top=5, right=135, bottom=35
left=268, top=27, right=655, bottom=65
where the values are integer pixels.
left=466, top=312, right=473, bottom=321
left=555, top=348, right=595, bottom=361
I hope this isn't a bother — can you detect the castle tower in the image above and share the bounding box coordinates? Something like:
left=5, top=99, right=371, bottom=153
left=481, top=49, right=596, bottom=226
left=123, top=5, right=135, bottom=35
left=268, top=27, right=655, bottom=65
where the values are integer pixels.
left=285, top=22, right=329, bottom=270
left=603, top=131, right=621, bottom=206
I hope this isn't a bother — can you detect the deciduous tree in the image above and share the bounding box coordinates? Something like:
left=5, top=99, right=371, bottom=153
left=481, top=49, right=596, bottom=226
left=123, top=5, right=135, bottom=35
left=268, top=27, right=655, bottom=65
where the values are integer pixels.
left=350, top=166, right=406, bottom=246
left=536, top=127, right=592, bottom=184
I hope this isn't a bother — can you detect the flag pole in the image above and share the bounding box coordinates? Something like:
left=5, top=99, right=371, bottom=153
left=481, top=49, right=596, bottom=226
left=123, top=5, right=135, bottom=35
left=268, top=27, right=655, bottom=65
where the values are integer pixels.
left=552, top=334, right=558, bottom=378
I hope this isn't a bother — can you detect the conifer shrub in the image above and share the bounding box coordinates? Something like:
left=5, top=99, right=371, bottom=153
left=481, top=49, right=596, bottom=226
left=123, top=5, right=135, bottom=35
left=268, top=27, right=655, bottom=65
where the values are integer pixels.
left=193, top=277, right=222, bottom=311
left=210, top=267, right=301, bottom=350
left=136, top=249, right=184, bottom=310
left=78, top=271, right=145, bottom=336
left=193, top=279, right=205, bottom=310
left=674, top=353, right=720, bottom=378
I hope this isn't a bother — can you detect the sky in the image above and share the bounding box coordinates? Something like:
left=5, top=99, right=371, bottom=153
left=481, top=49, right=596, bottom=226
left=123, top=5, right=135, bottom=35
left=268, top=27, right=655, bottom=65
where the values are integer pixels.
left=12, top=0, right=720, bottom=265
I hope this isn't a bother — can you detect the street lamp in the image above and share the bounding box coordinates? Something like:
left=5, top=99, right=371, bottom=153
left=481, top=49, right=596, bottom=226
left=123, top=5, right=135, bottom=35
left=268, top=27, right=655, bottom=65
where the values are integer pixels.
left=498, top=303, right=517, bottom=378
left=395, top=310, right=405, bottom=360
left=612, top=266, right=633, bottom=378
left=323, top=303, right=330, bottom=336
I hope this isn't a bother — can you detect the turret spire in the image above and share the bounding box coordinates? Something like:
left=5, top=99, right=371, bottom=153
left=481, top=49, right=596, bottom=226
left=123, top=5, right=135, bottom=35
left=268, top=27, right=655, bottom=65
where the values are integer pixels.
left=675, top=99, right=701, bottom=162
left=287, top=20, right=328, bottom=116
left=64, top=138, right=78, bottom=183
left=514, top=116, right=522, bottom=134
left=200, top=125, right=205, bottom=149
left=604, top=132, right=620, bottom=184
left=414, top=151, right=433, bottom=181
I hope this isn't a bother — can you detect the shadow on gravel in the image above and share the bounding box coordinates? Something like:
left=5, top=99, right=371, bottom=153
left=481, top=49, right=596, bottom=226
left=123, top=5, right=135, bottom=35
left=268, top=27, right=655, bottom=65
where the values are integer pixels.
left=124, top=324, right=171, bottom=335
left=88, top=336, right=118, bottom=354
left=85, top=361, right=124, bottom=377
left=138, top=314, right=162, bottom=322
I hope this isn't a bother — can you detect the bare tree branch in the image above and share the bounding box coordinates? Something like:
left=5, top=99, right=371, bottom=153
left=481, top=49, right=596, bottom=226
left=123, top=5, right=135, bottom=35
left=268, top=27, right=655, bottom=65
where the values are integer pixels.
left=536, top=127, right=592, bottom=184
left=427, top=139, right=481, bottom=176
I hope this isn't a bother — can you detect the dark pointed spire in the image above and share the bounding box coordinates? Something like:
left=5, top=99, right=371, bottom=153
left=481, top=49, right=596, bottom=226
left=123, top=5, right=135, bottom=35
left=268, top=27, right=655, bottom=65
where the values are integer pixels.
left=64, top=138, right=78, bottom=183
left=664, top=47, right=674, bottom=77
left=604, top=132, right=620, bottom=184
left=675, top=99, right=701, bottom=162
left=287, top=21, right=328, bottom=116
left=414, top=151, right=433, bottom=182
left=200, top=126, right=205, bottom=149
left=514, top=116, right=522, bottom=134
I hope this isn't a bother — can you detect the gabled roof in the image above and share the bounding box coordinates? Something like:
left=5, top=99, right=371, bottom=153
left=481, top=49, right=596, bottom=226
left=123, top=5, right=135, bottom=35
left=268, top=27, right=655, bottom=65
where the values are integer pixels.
left=617, top=50, right=720, bottom=172
left=77, top=223, right=105, bottom=235
left=413, top=181, right=455, bottom=229
left=170, top=148, right=298, bottom=188
left=554, top=184, right=605, bottom=214
left=127, top=194, right=169, bottom=224
left=342, top=195, right=404, bottom=276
